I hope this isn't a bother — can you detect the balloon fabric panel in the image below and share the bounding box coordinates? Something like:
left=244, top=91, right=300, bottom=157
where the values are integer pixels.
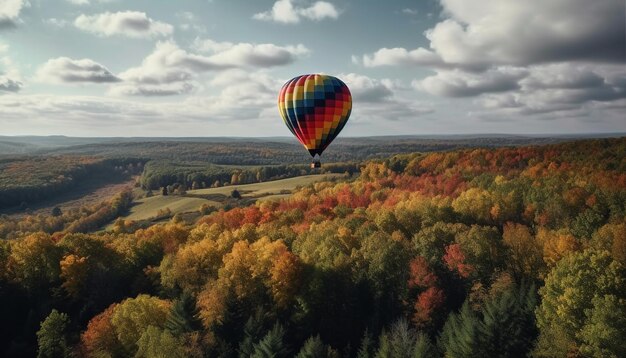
left=278, top=74, right=352, bottom=157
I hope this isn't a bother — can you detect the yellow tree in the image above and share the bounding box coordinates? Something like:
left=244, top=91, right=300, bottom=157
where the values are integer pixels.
left=502, top=222, right=544, bottom=279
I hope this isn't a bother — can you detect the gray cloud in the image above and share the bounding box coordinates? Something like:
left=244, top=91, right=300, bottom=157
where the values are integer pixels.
left=0, top=76, right=22, bottom=92
left=36, top=57, right=120, bottom=84
left=477, top=64, right=626, bottom=116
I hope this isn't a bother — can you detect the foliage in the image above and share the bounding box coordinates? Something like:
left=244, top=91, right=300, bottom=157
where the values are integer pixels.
left=36, top=310, right=71, bottom=358
left=0, top=138, right=625, bottom=357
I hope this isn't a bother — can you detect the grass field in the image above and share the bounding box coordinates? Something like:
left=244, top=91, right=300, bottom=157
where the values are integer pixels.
left=111, top=174, right=344, bottom=226
left=189, top=174, right=344, bottom=197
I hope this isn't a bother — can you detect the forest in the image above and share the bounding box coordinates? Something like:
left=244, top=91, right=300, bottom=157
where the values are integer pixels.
left=0, top=157, right=144, bottom=211
left=0, top=137, right=625, bottom=357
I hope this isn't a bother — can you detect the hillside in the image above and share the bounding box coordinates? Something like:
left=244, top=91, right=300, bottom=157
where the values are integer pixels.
left=111, top=174, right=344, bottom=225
left=0, top=138, right=624, bottom=357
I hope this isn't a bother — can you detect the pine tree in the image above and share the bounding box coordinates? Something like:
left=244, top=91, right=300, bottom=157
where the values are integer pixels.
left=356, top=329, right=374, bottom=358
left=438, top=284, right=538, bottom=358
left=374, top=319, right=434, bottom=358
left=251, top=323, right=289, bottom=358
left=296, top=335, right=338, bottom=358
left=478, top=283, right=537, bottom=357
left=239, top=310, right=267, bottom=358
left=165, top=293, right=202, bottom=336
left=438, top=302, right=481, bottom=357
left=37, top=309, right=72, bottom=358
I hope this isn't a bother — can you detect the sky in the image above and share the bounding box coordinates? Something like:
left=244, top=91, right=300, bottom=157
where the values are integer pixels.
left=0, top=0, right=625, bottom=137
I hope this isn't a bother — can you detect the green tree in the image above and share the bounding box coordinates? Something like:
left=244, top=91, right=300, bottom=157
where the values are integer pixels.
left=165, top=293, right=202, bottom=336
left=135, top=326, right=186, bottom=358
left=296, top=335, right=338, bottom=358
left=578, top=295, right=626, bottom=358
left=478, top=283, right=537, bottom=357
left=356, top=330, right=374, bottom=358
left=438, top=302, right=481, bottom=358
left=251, top=323, right=289, bottom=358
left=110, top=295, right=171, bottom=355
left=37, top=310, right=71, bottom=358
left=238, top=310, right=267, bottom=358
left=534, top=250, right=626, bottom=357
left=375, top=319, right=434, bottom=358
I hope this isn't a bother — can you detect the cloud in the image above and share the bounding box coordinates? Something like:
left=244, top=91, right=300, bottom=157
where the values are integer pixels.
left=36, top=57, right=120, bottom=84
left=74, top=11, right=173, bottom=38
left=341, top=73, right=434, bottom=121
left=65, top=0, right=89, bottom=4
left=111, top=40, right=308, bottom=96
left=402, top=8, right=418, bottom=15
left=476, top=64, right=626, bottom=116
left=341, top=73, right=393, bottom=102
left=360, top=0, right=625, bottom=69
left=0, top=76, right=22, bottom=93
left=44, top=18, right=69, bottom=28
left=361, top=47, right=445, bottom=68
left=193, top=38, right=309, bottom=67
left=0, top=0, right=28, bottom=29
left=414, top=67, right=528, bottom=97
left=1, top=43, right=22, bottom=92
left=253, top=0, right=339, bottom=24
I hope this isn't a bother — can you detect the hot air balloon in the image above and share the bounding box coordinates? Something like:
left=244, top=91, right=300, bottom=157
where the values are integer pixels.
left=278, top=74, right=352, bottom=168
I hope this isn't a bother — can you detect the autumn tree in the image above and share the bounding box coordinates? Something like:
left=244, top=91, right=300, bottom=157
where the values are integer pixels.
left=110, top=295, right=172, bottom=355
left=502, top=222, right=544, bottom=280
left=534, top=250, right=626, bottom=357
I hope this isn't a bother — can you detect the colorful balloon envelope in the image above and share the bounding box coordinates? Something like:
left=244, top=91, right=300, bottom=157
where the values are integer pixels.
left=278, top=74, right=352, bottom=166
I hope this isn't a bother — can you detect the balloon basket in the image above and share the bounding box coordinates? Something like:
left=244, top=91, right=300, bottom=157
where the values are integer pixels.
left=311, top=161, right=321, bottom=169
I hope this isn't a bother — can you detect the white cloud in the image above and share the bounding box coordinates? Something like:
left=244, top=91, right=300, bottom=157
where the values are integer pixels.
left=193, top=38, right=309, bottom=67
left=74, top=11, right=173, bottom=38
left=1, top=42, right=23, bottom=93
left=402, top=8, right=418, bottom=15
left=65, top=0, right=89, bottom=5
left=341, top=73, right=393, bottom=102
left=36, top=57, right=120, bottom=84
left=362, top=47, right=445, bottom=68
left=253, top=0, right=339, bottom=24
left=341, top=73, right=434, bottom=121
left=110, top=40, right=307, bottom=96
left=414, top=67, right=528, bottom=97
left=44, top=18, right=69, bottom=27
left=0, top=0, right=28, bottom=29
left=360, top=0, right=625, bottom=69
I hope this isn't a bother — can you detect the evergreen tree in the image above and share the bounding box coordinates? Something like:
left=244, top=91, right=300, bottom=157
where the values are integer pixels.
left=165, top=293, right=202, bottom=336
left=239, top=310, right=268, bottom=358
left=36, top=309, right=72, bottom=358
left=356, top=329, right=374, bottom=358
left=251, top=323, right=289, bottom=358
left=478, top=283, right=537, bottom=357
left=438, top=284, right=538, bottom=358
left=296, top=335, right=338, bottom=358
left=375, top=319, right=433, bottom=358
left=438, top=302, right=481, bottom=357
